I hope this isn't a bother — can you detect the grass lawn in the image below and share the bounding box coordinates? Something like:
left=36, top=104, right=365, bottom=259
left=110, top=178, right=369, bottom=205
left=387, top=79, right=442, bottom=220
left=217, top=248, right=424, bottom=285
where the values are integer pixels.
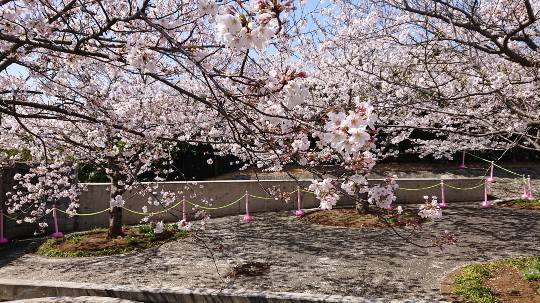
left=512, top=199, right=540, bottom=209
left=500, top=199, right=540, bottom=210
left=445, top=256, right=540, bottom=303
left=36, top=224, right=189, bottom=257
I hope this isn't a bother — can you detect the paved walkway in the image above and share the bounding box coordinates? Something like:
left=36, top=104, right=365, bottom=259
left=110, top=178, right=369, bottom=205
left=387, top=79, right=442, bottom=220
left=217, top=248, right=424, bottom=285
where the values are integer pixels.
left=0, top=202, right=539, bottom=302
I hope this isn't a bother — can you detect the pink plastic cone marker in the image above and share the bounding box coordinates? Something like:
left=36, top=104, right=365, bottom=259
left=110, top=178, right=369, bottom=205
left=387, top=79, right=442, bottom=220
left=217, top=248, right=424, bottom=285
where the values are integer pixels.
left=179, top=197, right=188, bottom=226
left=521, top=176, right=529, bottom=199
left=182, top=198, right=188, bottom=222
left=51, top=205, right=64, bottom=238
left=459, top=151, right=467, bottom=169
left=0, top=209, right=8, bottom=244
left=486, top=161, right=496, bottom=183
left=527, top=175, right=534, bottom=200
left=439, top=179, right=448, bottom=209
left=243, top=191, right=254, bottom=222
left=482, top=180, right=491, bottom=208
left=295, top=186, right=305, bottom=217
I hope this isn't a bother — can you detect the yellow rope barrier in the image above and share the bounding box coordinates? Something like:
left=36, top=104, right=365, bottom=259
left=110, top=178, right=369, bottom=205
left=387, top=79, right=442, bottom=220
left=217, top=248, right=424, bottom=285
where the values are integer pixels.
left=493, top=163, right=525, bottom=177
left=248, top=188, right=300, bottom=200
left=248, top=194, right=276, bottom=200
left=33, top=212, right=52, bottom=221
left=397, top=183, right=440, bottom=191
left=465, top=152, right=524, bottom=177
left=445, top=182, right=485, bottom=190
left=2, top=213, right=18, bottom=221
left=55, top=208, right=110, bottom=217
left=185, top=194, right=246, bottom=210
left=123, top=200, right=184, bottom=216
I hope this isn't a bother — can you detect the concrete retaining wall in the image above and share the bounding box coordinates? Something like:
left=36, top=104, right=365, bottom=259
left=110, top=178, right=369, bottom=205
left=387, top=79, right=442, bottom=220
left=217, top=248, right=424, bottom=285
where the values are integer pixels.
left=3, top=178, right=484, bottom=239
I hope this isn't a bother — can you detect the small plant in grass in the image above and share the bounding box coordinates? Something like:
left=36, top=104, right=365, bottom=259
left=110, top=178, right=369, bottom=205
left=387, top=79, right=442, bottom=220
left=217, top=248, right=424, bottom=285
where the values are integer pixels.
left=137, top=224, right=153, bottom=235
left=36, top=224, right=190, bottom=257
left=524, top=262, right=540, bottom=281
left=453, top=264, right=496, bottom=303
left=67, top=235, right=82, bottom=244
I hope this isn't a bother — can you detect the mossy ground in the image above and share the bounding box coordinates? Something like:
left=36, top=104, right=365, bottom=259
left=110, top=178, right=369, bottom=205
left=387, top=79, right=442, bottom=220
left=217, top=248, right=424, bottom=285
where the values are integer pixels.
left=513, top=199, right=540, bottom=209
left=36, top=224, right=189, bottom=257
left=500, top=199, right=540, bottom=210
left=303, top=208, right=425, bottom=228
left=448, top=256, right=540, bottom=303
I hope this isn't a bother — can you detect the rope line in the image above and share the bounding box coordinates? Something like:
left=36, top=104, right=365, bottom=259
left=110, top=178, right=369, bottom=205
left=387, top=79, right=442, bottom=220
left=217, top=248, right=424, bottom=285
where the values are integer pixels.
left=123, top=200, right=184, bottom=216
left=2, top=213, right=18, bottom=221
left=465, top=152, right=523, bottom=177
left=493, top=163, right=525, bottom=177
left=54, top=208, right=110, bottom=217
left=398, top=183, right=440, bottom=191
left=2, top=211, right=52, bottom=222
left=248, top=194, right=276, bottom=200
left=445, top=182, right=485, bottom=190
left=248, top=189, right=300, bottom=200
left=185, top=194, right=246, bottom=210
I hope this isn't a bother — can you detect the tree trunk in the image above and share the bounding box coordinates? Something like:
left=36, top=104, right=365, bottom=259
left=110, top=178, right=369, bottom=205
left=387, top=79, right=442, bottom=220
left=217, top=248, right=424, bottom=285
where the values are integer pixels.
left=108, top=206, right=123, bottom=238
left=107, top=165, right=124, bottom=238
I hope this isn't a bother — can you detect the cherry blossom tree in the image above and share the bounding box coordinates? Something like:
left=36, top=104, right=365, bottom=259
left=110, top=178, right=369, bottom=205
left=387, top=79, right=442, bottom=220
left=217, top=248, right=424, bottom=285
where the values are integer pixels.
left=304, top=0, right=540, bottom=159
left=0, top=0, right=443, bottom=239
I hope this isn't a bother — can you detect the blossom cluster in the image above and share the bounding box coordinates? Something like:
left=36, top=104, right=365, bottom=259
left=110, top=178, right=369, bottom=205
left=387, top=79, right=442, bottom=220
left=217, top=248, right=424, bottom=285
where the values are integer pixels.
left=216, top=13, right=275, bottom=50
left=309, top=179, right=340, bottom=210
left=317, top=99, right=376, bottom=161
left=7, top=163, right=82, bottom=230
left=366, top=177, right=399, bottom=209
left=215, top=1, right=293, bottom=50
left=418, top=196, right=443, bottom=219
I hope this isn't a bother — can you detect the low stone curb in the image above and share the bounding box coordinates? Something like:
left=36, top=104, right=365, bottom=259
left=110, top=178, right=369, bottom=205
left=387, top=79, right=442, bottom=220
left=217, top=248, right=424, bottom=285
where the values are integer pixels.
left=0, top=279, right=443, bottom=303
left=4, top=296, right=140, bottom=303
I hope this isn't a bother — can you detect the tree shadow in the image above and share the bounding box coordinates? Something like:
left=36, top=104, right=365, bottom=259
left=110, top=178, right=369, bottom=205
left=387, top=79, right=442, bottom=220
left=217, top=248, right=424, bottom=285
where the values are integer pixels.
left=0, top=237, right=46, bottom=267
left=199, top=204, right=539, bottom=300
left=0, top=203, right=537, bottom=302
